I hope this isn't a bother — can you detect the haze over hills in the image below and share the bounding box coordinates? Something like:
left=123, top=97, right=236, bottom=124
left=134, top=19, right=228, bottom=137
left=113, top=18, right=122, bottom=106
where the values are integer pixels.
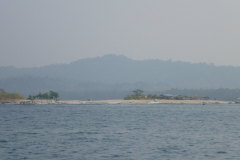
left=1, top=54, right=240, bottom=100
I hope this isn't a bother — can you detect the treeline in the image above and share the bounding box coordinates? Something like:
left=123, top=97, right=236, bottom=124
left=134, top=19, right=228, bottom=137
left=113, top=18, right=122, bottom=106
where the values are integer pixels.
left=124, top=88, right=240, bottom=101
left=27, top=91, right=59, bottom=103
left=158, top=88, right=240, bottom=101
left=2, top=55, right=240, bottom=90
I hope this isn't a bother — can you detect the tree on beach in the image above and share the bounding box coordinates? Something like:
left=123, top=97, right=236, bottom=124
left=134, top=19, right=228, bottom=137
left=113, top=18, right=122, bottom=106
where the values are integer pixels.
left=36, top=92, right=43, bottom=103
left=27, top=95, right=35, bottom=103
left=124, top=89, right=145, bottom=100
left=42, top=92, right=49, bottom=102
left=49, top=91, right=54, bottom=102
left=133, top=89, right=144, bottom=97
left=49, top=91, right=59, bottom=102
left=34, top=91, right=59, bottom=103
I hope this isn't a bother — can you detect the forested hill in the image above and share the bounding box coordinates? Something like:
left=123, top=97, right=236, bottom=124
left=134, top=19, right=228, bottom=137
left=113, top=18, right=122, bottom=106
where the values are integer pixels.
left=1, top=54, right=240, bottom=99
left=1, top=54, right=240, bottom=88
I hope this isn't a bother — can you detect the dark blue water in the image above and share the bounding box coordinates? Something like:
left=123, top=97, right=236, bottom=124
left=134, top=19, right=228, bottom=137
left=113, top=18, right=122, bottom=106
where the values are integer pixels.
left=1, top=104, right=240, bottom=160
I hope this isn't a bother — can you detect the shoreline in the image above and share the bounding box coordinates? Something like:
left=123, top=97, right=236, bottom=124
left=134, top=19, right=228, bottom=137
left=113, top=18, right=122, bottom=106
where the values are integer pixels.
left=1, top=99, right=236, bottom=105
left=81, top=99, right=233, bottom=105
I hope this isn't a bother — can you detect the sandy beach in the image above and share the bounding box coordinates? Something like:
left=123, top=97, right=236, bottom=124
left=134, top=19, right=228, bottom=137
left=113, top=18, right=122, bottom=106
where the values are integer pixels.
left=1, top=98, right=236, bottom=105
left=2, top=99, right=234, bottom=105
left=83, top=99, right=232, bottom=105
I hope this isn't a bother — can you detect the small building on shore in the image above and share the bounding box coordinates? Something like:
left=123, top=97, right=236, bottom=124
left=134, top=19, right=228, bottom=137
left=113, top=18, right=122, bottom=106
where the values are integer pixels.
left=159, top=94, right=175, bottom=100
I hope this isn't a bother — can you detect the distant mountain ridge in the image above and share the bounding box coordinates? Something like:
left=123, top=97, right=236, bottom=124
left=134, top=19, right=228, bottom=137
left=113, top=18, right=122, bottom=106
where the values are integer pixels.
left=1, top=54, right=240, bottom=99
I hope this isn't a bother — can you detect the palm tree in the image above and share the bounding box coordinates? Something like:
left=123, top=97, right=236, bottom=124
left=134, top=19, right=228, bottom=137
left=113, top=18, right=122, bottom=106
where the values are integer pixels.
left=49, top=91, right=59, bottom=102
left=36, top=92, right=43, bottom=103
left=42, top=93, right=49, bottom=103
left=27, top=95, right=35, bottom=103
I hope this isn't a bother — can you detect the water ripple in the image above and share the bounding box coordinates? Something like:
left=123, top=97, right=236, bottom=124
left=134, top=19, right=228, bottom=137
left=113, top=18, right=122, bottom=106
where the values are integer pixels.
left=1, top=104, right=240, bottom=159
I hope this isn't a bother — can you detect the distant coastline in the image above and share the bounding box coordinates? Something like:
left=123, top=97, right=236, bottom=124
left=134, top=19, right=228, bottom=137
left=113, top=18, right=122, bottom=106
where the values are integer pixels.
left=1, top=55, right=240, bottom=101
left=0, top=99, right=235, bottom=105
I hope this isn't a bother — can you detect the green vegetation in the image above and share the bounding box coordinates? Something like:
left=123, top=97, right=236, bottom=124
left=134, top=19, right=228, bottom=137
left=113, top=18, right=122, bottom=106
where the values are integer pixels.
left=49, top=91, right=59, bottom=102
left=27, top=95, right=35, bottom=103
left=2, top=55, right=240, bottom=101
left=124, top=89, right=148, bottom=100
left=0, top=93, right=24, bottom=100
left=124, top=88, right=240, bottom=101
left=29, top=90, right=60, bottom=103
left=0, top=88, right=24, bottom=100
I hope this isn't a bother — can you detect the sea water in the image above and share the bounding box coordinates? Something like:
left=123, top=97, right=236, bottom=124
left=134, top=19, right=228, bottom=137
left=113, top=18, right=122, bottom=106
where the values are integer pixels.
left=0, top=104, right=240, bottom=160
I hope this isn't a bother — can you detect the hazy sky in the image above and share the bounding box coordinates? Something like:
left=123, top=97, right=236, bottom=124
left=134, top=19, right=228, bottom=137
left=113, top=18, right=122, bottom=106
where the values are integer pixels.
left=1, top=1, right=240, bottom=67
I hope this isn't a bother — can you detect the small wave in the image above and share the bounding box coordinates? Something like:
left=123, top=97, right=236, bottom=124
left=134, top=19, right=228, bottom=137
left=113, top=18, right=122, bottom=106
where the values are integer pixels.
left=0, top=140, right=8, bottom=143
left=217, top=151, right=227, bottom=154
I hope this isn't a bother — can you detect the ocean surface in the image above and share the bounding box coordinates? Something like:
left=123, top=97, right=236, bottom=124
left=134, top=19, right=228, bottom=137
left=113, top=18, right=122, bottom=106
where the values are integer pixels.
left=0, top=104, right=240, bottom=160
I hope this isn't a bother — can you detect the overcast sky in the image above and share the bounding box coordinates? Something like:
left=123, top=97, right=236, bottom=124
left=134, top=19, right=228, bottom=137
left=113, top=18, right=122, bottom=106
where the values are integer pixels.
left=1, top=1, right=240, bottom=67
